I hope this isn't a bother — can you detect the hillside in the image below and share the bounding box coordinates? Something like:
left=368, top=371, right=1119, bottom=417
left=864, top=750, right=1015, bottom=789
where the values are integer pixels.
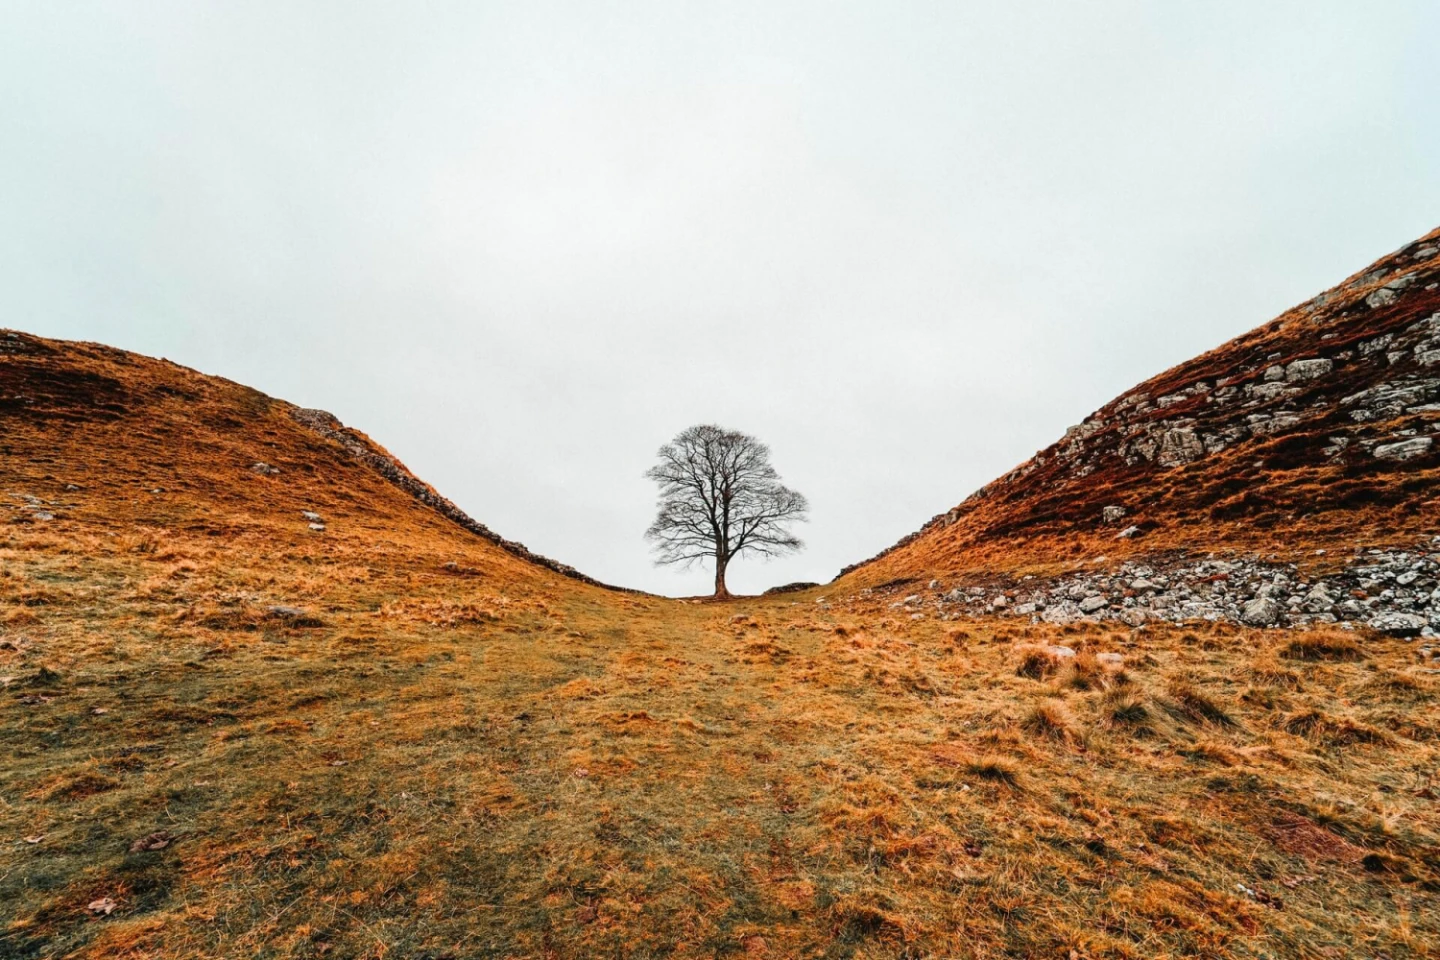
left=4, top=323, right=1439, bottom=958
left=0, top=331, right=623, bottom=591
left=843, top=228, right=1440, bottom=583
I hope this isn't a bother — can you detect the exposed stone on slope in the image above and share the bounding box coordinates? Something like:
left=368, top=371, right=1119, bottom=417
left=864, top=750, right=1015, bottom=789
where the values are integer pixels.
left=838, top=228, right=1440, bottom=581
left=1285, top=358, right=1333, bottom=382
left=1369, top=613, right=1427, bottom=637
left=1375, top=437, right=1433, bottom=461
left=1241, top=598, right=1283, bottom=626
left=861, top=538, right=1440, bottom=634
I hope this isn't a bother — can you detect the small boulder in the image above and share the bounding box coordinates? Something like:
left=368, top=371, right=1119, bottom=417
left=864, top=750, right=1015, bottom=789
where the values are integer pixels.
left=1241, top=598, right=1283, bottom=626
left=1303, top=585, right=1335, bottom=613
left=1375, top=437, right=1432, bottom=461
left=1285, top=358, right=1333, bottom=382
left=1102, top=505, right=1127, bottom=524
left=1369, top=613, right=1427, bottom=637
left=1078, top=595, right=1108, bottom=614
left=1366, top=287, right=1398, bottom=308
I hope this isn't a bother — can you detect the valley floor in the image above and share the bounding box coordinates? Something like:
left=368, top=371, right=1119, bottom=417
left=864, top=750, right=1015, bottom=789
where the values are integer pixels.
left=3, top=525, right=1439, bottom=959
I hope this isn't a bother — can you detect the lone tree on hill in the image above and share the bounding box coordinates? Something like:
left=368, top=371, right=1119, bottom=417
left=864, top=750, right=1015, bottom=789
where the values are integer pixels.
left=645, top=425, right=808, bottom=599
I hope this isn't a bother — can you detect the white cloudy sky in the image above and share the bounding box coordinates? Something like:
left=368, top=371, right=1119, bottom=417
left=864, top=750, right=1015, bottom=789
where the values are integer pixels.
left=3, top=2, right=1438, bottom=595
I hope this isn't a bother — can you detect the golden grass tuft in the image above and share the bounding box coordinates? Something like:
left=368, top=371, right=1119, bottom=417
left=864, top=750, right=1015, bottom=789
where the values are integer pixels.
left=1164, top=679, right=1237, bottom=727
left=965, top=756, right=1023, bottom=787
left=1015, top=646, right=1063, bottom=680
left=1021, top=699, right=1080, bottom=745
left=1280, top=631, right=1365, bottom=662
left=1280, top=710, right=1392, bottom=746
left=1102, top=688, right=1152, bottom=730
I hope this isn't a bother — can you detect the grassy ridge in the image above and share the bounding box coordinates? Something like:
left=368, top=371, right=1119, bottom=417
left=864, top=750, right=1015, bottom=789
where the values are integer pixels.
left=3, top=330, right=1438, bottom=957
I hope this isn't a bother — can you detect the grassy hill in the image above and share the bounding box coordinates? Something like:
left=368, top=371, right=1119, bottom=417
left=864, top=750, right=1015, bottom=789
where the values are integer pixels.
left=841, top=228, right=1440, bottom=585
left=3, top=309, right=1439, bottom=957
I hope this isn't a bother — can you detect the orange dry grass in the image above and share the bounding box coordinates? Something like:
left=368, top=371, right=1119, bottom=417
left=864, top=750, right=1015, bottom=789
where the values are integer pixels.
left=5, top=521, right=1439, bottom=958
left=2, top=332, right=1439, bottom=958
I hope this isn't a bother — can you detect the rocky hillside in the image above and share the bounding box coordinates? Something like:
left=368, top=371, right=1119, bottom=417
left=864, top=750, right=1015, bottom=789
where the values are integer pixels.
left=842, top=227, right=1440, bottom=584
left=0, top=330, right=619, bottom=590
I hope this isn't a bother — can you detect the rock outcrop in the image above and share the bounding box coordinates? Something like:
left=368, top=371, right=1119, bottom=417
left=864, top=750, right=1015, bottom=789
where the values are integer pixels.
left=841, top=228, right=1440, bottom=581
left=868, top=537, right=1440, bottom=646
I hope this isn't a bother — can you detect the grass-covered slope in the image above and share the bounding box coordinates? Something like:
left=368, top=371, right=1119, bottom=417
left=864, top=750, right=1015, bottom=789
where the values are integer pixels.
left=843, top=228, right=1440, bottom=585
left=2, top=331, right=1438, bottom=958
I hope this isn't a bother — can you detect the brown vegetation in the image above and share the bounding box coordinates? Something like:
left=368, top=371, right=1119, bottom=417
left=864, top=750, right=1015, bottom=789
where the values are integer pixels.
left=2, top=331, right=1439, bottom=957
left=842, top=227, right=1440, bottom=586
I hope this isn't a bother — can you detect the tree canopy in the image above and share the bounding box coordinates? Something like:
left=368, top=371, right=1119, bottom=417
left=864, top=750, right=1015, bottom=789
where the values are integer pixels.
left=645, top=424, right=808, bottom=598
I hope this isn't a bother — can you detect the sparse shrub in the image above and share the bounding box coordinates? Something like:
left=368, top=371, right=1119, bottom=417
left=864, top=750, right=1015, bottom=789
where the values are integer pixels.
left=29, top=770, right=120, bottom=802
left=945, top=627, right=970, bottom=646
left=1164, top=680, right=1236, bottom=727
left=1281, top=710, right=1390, bottom=746
left=1360, top=670, right=1431, bottom=702
left=1250, top=655, right=1304, bottom=690
left=1022, top=700, right=1078, bottom=744
left=1064, top=650, right=1127, bottom=691
left=1016, top=647, right=1063, bottom=680
left=966, top=757, right=1022, bottom=788
left=1016, top=650, right=1053, bottom=680
left=1103, top=689, right=1150, bottom=728
left=1281, top=633, right=1363, bottom=662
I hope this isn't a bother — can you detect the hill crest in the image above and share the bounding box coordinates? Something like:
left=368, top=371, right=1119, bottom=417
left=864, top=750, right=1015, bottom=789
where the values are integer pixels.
left=840, top=227, right=1440, bottom=583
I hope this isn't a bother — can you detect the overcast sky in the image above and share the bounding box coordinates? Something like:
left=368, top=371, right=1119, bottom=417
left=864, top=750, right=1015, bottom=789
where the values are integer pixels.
left=3, top=3, right=1438, bottom=595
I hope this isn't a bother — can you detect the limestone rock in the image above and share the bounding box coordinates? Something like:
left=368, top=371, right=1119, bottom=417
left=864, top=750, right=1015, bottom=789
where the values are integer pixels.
left=1241, top=598, right=1283, bottom=626
left=1158, top=428, right=1204, bottom=466
left=1367, top=287, right=1398, bottom=308
left=1375, top=437, right=1432, bottom=461
left=1119, top=608, right=1149, bottom=627
left=1369, top=613, right=1427, bottom=637
left=1285, top=358, right=1333, bottom=382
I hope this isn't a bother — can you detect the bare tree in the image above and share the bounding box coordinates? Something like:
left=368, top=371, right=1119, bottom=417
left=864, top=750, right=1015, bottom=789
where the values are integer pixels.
left=645, top=425, right=808, bottom=598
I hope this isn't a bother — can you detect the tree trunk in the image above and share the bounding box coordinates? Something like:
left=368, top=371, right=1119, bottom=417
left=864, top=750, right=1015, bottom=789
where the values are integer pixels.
left=713, top=551, right=730, bottom=599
